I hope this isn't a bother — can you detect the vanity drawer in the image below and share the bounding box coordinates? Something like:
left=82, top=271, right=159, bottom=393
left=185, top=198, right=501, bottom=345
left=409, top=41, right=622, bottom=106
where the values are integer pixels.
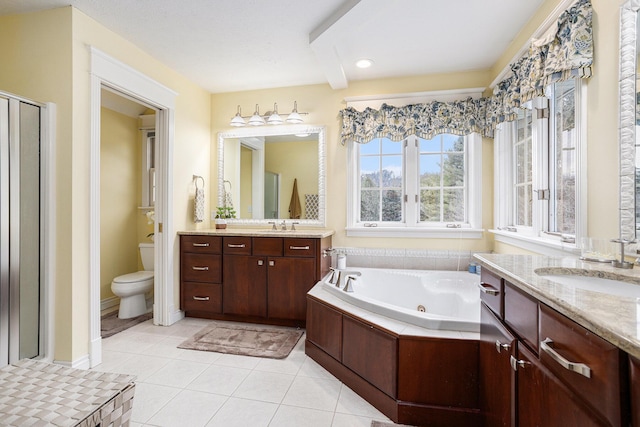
left=253, top=237, right=283, bottom=256
left=504, top=281, right=538, bottom=354
left=284, top=238, right=317, bottom=258
left=181, top=235, right=222, bottom=254
left=539, top=304, right=625, bottom=427
left=181, top=253, right=222, bottom=283
left=479, top=269, right=503, bottom=318
left=182, top=282, right=222, bottom=313
left=223, top=236, right=252, bottom=255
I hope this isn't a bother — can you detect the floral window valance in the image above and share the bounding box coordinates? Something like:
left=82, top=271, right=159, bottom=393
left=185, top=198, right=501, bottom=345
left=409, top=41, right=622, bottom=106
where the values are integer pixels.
left=340, top=0, right=592, bottom=145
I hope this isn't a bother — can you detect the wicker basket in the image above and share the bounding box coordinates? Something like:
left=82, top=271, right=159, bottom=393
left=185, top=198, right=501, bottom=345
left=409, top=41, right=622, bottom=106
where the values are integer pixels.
left=0, top=359, right=135, bottom=426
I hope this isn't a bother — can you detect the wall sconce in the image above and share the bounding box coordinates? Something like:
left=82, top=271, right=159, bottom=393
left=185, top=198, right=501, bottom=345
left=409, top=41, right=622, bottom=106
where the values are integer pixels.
left=229, top=101, right=307, bottom=127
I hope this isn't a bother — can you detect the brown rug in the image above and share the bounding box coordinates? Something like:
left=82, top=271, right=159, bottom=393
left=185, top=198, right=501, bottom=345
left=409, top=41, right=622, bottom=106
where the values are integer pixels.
left=101, top=311, right=152, bottom=338
left=177, top=323, right=303, bottom=359
left=371, top=422, right=416, bottom=427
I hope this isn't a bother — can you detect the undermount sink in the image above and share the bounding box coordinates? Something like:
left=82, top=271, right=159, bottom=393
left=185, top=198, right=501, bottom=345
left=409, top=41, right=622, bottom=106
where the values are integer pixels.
left=535, top=269, right=640, bottom=299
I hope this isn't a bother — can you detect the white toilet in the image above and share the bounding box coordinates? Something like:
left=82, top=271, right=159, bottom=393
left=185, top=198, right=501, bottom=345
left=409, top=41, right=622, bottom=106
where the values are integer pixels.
left=111, top=243, right=154, bottom=319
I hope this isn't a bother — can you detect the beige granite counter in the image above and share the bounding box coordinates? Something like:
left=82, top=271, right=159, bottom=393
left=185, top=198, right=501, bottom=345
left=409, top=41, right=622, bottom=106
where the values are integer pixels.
left=474, top=253, right=640, bottom=360
left=178, top=227, right=335, bottom=239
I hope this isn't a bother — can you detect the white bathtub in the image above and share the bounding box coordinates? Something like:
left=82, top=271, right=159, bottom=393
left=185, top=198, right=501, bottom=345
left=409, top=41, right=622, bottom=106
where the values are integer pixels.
left=318, top=267, right=481, bottom=332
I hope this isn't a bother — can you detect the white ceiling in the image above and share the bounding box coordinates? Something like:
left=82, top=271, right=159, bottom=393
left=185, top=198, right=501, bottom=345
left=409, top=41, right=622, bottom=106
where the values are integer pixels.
left=0, top=0, right=544, bottom=94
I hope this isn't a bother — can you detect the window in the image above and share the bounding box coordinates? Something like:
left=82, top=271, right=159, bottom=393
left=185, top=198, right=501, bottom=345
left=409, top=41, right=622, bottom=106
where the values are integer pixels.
left=347, top=133, right=482, bottom=238
left=141, top=130, right=156, bottom=207
left=494, top=78, right=585, bottom=252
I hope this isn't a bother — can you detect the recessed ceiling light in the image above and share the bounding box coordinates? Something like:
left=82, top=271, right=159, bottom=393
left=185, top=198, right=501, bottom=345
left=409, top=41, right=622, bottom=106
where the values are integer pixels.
left=355, top=59, right=374, bottom=69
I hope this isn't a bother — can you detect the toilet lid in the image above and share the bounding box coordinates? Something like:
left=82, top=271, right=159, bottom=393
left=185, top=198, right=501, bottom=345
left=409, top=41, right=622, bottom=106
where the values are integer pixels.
left=113, top=271, right=153, bottom=284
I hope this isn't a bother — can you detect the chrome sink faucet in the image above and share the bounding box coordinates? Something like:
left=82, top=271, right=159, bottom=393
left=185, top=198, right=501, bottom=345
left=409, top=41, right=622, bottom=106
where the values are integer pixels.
left=612, top=238, right=635, bottom=269
left=280, top=220, right=287, bottom=231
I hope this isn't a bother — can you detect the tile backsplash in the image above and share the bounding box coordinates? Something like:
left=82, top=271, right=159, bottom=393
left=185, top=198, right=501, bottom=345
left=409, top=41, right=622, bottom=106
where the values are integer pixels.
left=332, top=247, right=490, bottom=271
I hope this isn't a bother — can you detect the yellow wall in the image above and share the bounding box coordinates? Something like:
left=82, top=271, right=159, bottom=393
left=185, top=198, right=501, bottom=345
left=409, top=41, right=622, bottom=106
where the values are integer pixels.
left=265, top=140, right=318, bottom=219
left=0, top=0, right=624, bottom=363
left=0, top=6, right=212, bottom=363
left=100, top=107, right=139, bottom=300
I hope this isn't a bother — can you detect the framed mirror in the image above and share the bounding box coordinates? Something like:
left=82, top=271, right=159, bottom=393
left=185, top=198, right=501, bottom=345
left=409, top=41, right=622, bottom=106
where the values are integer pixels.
left=217, top=125, right=326, bottom=226
left=619, top=0, right=640, bottom=241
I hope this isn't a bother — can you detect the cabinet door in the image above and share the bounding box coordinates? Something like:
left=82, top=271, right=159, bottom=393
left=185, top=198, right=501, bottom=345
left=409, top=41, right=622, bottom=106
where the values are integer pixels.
left=306, top=297, right=342, bottom=361
left=513, top=344, right=545, bottom=427
left=267, top=257, right=315, bottom=321
left=342, top=315, right=398, bottom=398
left=631, top=356, right=640, bottom=427
left=222, top=255, right=267, bottom=317
left=479, top=303, right=515, bottom=427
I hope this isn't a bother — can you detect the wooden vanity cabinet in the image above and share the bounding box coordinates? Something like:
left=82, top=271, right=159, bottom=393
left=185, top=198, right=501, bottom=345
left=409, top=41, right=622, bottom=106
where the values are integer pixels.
left=479, top=302, right=515, bottom=427
left=480, top=268, right=628, bottom=427
left=631, top=356, right=640, bottom=427
left=180, top=233, right=331, bottom=327
left=180, top=235, right=223, bottom=315
left=222, top=236, right=267, bottom=318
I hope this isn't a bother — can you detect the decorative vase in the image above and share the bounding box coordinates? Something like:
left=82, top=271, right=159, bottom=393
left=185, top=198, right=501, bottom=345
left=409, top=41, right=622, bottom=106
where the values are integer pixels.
left=215, top=218, right=227, bottom=229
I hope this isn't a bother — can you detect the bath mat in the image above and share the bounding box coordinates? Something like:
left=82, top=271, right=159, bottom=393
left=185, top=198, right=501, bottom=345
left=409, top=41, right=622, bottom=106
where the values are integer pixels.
left=177, top=323, right=303, bottom=359
left=371, top=421, right=416, bottom=427
left=101, top=311, right=152, bottom=338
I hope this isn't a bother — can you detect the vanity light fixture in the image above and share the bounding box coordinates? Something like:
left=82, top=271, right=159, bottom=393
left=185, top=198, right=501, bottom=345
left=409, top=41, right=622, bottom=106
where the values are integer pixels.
left=230, top=105, right=246, bottom=127
left=248, top=104, right=266, bottom=126
left=285, top=101, right=303, bottom=124
left=229, top=101, right=308, bottom=127
left=267, top=103, right=284, bottom=125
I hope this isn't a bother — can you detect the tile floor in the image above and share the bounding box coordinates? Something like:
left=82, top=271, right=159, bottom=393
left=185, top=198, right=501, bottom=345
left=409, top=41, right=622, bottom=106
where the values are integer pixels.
left=94, top=316, right=392, bottom=427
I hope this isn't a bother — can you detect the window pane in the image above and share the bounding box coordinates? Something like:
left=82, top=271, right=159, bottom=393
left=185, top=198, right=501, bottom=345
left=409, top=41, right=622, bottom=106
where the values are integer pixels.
left=419, top=137, right=440, bottom=152
left=360, top=189, right=380, bottom=221
left=360, top=157, right=380, bottom=188
left=551, top=80, right=576, bottom=235
left=420, top=154, right=440, bottom=186
left=381, top=137, right=402, bottom=154
left=358, top=138, right=403, bottom=223
left=513, top=108, right=532, bottom=227
left=442, top=134, right=461, bottom=152
left=381, top=190, right=402, bottom=221
left=420, top=189, right=441, bottom=222
left=442, top=153, right=464, bottom=187
left=381, top=155, right=402, bottom=187
left=359, top=139, right=380, bottom=155
left=443, top=189, right=465, bottom=222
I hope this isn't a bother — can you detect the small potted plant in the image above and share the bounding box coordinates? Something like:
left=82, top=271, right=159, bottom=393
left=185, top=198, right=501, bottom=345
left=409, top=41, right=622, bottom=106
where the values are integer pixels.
left=215, top=206, right=236, bottom=229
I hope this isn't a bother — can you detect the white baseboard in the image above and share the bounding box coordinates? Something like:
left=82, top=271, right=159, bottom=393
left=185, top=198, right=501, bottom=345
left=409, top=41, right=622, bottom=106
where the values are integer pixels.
left=101, top=296, right=119, bottom=312
left=54, top=354, right=91, bottom=370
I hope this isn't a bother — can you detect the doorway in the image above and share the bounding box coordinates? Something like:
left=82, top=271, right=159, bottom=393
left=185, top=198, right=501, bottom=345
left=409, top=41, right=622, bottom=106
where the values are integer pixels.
left=89, top=47, right=177, bottom=368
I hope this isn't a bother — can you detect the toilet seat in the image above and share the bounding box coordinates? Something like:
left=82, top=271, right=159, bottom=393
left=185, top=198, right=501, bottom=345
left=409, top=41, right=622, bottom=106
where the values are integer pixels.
left=113, top=271, right=153, bottom=284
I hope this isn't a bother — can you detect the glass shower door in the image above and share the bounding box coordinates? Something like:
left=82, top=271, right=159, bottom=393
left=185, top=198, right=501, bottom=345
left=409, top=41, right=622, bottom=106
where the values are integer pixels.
left=0, top=96, right=42, bottom=366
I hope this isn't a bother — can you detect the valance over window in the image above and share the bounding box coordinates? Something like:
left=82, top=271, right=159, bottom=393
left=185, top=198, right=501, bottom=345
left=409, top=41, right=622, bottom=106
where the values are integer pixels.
left=340, top=0, right=592, bottom=145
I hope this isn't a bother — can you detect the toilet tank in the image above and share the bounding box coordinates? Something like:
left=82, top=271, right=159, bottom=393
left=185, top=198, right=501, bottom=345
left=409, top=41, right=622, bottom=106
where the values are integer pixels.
left=139, top=243, right=154, bottom=271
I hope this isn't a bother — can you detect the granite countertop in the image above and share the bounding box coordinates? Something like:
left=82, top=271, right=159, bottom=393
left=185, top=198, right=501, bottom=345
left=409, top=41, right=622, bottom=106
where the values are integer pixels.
left=178, top=227, right=335, bottom=238
left=474, top=253, right=640, bottom=360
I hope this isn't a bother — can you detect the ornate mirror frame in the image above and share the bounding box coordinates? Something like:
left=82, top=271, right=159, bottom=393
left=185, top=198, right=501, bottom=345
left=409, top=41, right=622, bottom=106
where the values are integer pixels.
left=217, top=124, right=326, bottom=227
left=619, top=0, right=639, bottom=241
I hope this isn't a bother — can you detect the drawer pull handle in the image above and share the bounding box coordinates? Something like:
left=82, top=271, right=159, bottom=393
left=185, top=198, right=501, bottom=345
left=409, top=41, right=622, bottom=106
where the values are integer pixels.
left=269, top=260, right=275, bottom=267
left=541, top=338, right=591, bottom=378
left=192, top=296, right=210, bottom=301
left=227, top=243, right=246, bottom=248
left=478, top=282, right=499, bottom=296
left=192, top=243, right=210, bottom=247
left=495, top=340, right=511, bottom=354
left=192, top=266, right=209, bottom=271
left=510, top=355, right=531, bottom=371
left=289, top=245, right=310, bottom=250
left=257, top=260, right=264, bottom=266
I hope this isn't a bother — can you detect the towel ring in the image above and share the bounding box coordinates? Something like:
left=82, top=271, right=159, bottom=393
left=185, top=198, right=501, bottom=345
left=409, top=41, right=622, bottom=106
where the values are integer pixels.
left=193, top=175, right=205, bottom=189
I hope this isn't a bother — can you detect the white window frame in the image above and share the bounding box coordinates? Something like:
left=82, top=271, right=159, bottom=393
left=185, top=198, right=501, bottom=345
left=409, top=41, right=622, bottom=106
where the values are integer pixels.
left=492, top=79, right=586, bottom=255
left=346, top=133, right=483, bottom=238
left=141, top=129, right=156, bottom=208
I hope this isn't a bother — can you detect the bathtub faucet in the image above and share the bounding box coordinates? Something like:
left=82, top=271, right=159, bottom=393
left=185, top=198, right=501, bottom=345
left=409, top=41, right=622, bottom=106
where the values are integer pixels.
left=343, top=275, right=359, bottom=293
left=338, top=270, right=361, bottom=289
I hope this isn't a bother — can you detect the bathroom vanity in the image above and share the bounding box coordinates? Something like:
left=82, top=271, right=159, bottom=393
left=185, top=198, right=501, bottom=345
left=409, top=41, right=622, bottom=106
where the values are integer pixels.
left=179, top=228, right=333, bottom=327
left=475, top=253, right=640, bottom=427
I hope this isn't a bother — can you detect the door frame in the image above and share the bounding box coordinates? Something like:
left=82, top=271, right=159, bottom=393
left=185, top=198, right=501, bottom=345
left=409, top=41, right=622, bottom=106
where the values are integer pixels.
left=89, top=47, right=177, bottom=368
